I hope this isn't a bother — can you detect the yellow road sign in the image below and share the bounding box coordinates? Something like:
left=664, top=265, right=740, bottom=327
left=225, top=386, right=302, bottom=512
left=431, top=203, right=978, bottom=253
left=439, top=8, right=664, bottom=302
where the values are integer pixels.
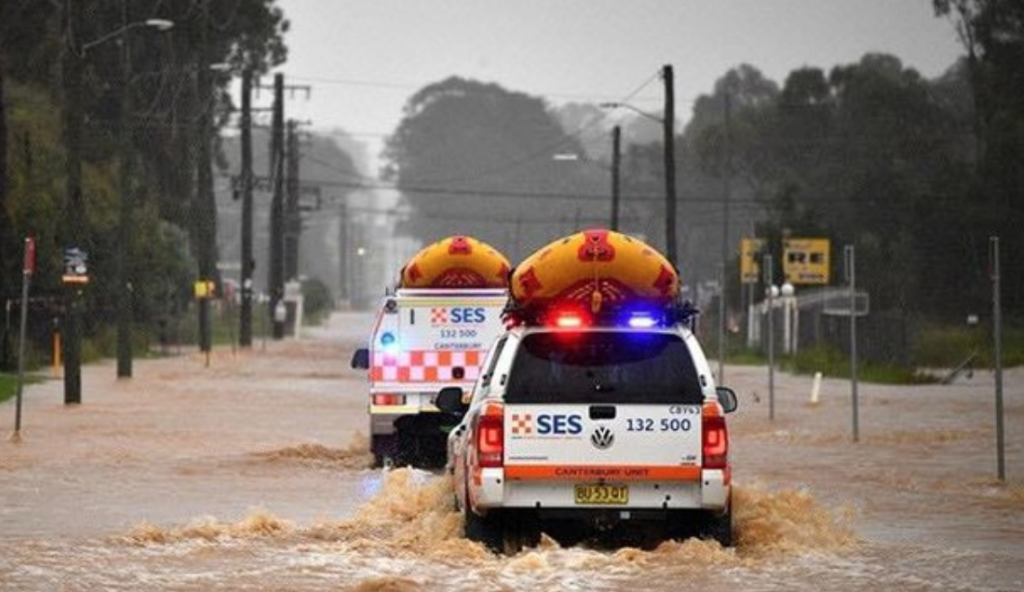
left=783, top=238, right=830, bottom=284
left=193, top=280, right=216, bottom=299
left=740, top=238, right=764, bottom=284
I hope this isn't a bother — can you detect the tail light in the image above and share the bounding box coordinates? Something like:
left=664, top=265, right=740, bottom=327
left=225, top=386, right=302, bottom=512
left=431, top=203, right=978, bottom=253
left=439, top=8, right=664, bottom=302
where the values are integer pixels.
left=372, top=393, right=406, bottom=406
left=476, top=414, right=504, bottom=468
left=702, top=415, right=729, bottom=469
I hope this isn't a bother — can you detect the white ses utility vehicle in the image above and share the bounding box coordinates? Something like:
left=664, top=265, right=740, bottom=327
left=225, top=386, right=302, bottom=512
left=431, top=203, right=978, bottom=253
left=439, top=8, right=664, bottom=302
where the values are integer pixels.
left=351, top=288, right=508, bottom=468
left=351, top=234, right=512, bottom=469
left=437, top=301, right=738, bottom=553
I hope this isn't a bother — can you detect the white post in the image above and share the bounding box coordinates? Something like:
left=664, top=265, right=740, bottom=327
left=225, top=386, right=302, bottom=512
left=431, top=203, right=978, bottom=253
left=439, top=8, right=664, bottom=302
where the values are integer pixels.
left=810, top=371, right=822, bottom=405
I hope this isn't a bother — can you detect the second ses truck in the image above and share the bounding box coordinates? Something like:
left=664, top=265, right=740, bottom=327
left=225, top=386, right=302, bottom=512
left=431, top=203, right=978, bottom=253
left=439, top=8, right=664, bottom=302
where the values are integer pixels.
left=351, top=236, right=510, bottom=468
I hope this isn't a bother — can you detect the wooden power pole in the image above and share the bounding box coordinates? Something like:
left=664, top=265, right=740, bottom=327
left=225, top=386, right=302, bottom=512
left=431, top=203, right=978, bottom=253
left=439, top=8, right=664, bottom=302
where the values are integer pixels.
left=662, top=64, right=677, bottom=269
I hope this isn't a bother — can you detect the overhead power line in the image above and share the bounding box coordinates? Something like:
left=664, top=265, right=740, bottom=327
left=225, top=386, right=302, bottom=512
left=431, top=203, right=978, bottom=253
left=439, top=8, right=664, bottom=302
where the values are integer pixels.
left=214, top=170, right=966, bottom=211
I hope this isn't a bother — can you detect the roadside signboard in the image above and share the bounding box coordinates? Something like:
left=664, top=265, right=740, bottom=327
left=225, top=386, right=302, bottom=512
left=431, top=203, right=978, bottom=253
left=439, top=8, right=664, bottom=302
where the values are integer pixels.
left=194, top=280, right=216, bottom=299
left=783, top=238, right=830, bottom=285
left=24, top=237, right=36, bottom=275
left=62, top=247, right=90, bottom=284
left=740, top=238, right=764, bottom=284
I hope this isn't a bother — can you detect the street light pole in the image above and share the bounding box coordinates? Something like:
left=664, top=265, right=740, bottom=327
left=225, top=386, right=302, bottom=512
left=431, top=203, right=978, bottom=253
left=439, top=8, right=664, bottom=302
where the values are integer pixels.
left=196, top=0, right=216, bottom=357
left=64, top=2, right=172, bottom=389
left=239, top=67, right=254, bottom=347
left=269, top=73, right=285, bottom=340
left=115, top=0, right=135, bottom=378
left=62, top=0, right=85, bottom=402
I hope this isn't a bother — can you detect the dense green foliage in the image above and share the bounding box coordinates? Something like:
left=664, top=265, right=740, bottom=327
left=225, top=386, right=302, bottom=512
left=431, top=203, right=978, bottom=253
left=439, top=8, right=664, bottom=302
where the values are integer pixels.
left=684, top=3, right=1024, bottom=322
left=1, top=0, right=288, bottom=369
left=686, top=55, right=987, bottom=319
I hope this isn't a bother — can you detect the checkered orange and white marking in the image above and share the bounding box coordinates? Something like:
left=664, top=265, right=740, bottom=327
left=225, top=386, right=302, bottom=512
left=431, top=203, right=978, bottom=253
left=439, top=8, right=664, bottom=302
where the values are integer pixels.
left=510, top=413, right=533, bottom=435
left=371, top=350, right=483, bottom=382
left=430, top=307, right=449, bottom=325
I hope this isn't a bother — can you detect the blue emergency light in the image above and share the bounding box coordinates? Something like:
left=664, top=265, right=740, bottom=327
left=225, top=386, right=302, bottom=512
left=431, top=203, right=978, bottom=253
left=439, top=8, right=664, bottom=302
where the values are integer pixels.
left=380, top=331, right=399, bottom=353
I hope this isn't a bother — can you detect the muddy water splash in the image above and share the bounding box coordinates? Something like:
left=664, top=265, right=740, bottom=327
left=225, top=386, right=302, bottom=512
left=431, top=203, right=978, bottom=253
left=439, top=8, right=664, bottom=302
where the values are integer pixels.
left=253, top=433, right=375, bottom=470
left=302, top=468, right=484, bottom=562
left=733, top=483, right=856, bottom=557
left=124, top=509, right=296, bottom=545
left=119, top=469, right=855, bottom=567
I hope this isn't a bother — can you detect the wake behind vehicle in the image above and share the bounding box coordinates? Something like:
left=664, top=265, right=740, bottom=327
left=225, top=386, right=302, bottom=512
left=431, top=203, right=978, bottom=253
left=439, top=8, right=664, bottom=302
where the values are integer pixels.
left=437, top=229, right=738, bottom=553
left=351, top=236, right=510, bottom=468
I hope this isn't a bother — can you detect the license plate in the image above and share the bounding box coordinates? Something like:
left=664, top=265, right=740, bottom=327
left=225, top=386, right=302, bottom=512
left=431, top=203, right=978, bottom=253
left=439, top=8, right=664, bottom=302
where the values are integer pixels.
left=574, top=483, right=628, bottom=505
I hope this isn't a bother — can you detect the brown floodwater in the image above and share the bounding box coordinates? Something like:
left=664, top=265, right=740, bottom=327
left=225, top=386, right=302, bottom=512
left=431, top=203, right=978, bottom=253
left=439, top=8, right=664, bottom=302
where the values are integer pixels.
left=1, top=312, right=1022, bottom=591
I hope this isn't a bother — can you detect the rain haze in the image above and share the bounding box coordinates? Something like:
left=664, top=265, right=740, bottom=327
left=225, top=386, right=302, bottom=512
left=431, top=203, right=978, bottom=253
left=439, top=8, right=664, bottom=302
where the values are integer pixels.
left=4, top=2, right=1023, bottom=591
left=261, top=0, right=967, bottom=297
left=274, top=0, right=964, bottom=160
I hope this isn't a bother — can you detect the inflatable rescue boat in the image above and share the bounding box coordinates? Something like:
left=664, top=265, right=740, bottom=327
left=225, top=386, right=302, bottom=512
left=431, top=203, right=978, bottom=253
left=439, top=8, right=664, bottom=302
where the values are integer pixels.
left=399, top=235, right=511, bottom=289
left=510, top=229, right=678, bottom=312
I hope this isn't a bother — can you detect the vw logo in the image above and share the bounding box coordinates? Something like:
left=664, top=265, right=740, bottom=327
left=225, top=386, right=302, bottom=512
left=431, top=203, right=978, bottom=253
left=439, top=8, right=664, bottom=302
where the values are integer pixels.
left=591, top=426, right=615, bottom=450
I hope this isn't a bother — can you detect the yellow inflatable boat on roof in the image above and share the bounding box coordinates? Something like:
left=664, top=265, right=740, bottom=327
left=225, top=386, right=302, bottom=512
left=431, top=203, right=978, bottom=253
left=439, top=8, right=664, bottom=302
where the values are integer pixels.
left=511, top=229, right=679, bottom=312
left=399, top=235, right=511, bottom=289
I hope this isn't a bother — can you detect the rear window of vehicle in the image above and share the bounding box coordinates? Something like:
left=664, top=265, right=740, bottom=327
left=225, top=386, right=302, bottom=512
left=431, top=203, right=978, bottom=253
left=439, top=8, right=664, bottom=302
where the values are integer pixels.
left=506, top=331, right=703, bottom=404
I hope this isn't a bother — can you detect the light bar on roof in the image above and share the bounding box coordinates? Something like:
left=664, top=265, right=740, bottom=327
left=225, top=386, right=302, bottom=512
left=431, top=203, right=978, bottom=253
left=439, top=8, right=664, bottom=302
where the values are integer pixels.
left=627, top=313, right=658, bottom=328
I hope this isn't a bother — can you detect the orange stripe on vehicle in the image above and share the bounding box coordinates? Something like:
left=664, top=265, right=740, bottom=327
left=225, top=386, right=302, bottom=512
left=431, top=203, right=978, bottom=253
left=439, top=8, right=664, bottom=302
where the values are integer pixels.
left=504, top=465, right=702, bottom=481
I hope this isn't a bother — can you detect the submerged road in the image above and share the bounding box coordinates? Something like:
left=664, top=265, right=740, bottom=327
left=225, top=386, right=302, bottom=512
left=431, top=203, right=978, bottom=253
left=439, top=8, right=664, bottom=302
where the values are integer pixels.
left=1, top=311, right=1022, bottom=591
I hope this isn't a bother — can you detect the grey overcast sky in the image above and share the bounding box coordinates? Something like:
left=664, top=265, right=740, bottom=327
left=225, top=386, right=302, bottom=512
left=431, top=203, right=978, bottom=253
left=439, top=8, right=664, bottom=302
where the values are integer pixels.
left=270, top=0, right=964, bottom=160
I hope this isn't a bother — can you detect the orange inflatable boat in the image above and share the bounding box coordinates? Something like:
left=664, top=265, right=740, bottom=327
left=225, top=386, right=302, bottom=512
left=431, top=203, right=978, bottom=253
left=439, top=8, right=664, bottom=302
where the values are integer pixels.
left=511, top=229, right=678, bottom=312
left=399, top=235, right=511, bottom=289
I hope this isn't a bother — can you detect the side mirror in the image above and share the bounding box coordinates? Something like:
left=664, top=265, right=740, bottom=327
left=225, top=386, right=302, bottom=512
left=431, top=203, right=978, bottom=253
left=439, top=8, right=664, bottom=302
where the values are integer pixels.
left=350, top=347, right=370, bottom=370
left=716, top=386, right=738, bottom=414
left=435, top=386, right=467, bottom=415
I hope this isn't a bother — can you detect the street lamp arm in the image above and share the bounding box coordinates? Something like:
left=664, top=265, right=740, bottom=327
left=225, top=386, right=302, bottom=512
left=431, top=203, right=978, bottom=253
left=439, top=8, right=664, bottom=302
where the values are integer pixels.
left=552, top=151, right=612, bottom=172
left=80, top=19, right=174, bottom=54
left=599, top=101, right=664, bottom=124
